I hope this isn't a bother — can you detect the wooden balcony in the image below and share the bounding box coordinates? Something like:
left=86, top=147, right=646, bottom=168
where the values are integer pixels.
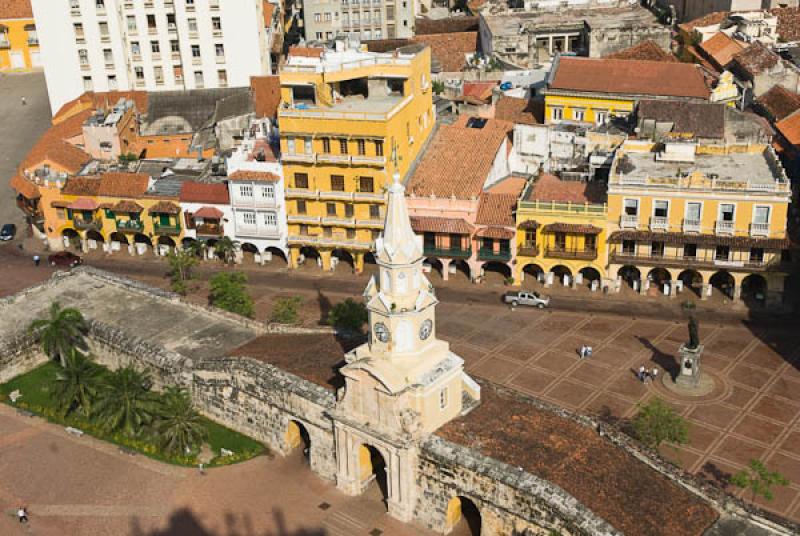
left=196, top=223, right=223, bottom=237
left=478, top=248, right=511, bottom=262
left=423, top=245, right=471, bottom=259
left=545, top=247, right=598, bottom=260
left=154, top=223, right=181, bottom=236
left=116, top=219, right=144, bottom=232
left=517, top=245, right=539, bottom=257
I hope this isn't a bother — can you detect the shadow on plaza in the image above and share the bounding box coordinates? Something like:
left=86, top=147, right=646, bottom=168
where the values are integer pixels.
left=130, top=508, right=326, bottom=536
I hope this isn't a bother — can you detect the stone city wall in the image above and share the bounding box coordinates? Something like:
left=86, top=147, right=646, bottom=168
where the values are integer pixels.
left=0, top=332, right=47, bottom=384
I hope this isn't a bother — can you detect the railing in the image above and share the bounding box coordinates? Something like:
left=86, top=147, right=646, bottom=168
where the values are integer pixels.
left=282, top=54, right=412, bottom=74
left=545, top=247, right=598, bottom=260
left=715, top=220, right=734, bottom=235
left=196, top=224, right=223, bottom=236
left=610, top=250, right=789, bottom=272
left=423, top=246, right=471, bottom=259
left=478, top=248, right=511, bottom=261
left=72, top=218, right=102, bottom=231
left=620, top=215, right=639, bottom=229
left=649, top=216, right=668, bottom=231
left=286, top=188, right=317, bottom=199
left=318, top=190, right=353, bottom=201
left=321, top=216, right=354, bottom=226
left=749, top=222, right=770, bottom=237
left=153, top=223, right=181, bottom=235
left=354, top=191, right=384, bottom=201
left=236, top=225, right=280, bottom=239
left=316, top=154, right=351, bottom=164
left=282, top=153, right=316, bottom=163
left=518, top=199, right=607, bottom=215
left=355, top=218, right=383, bottom=228
left=351, top=155, right=386, bottom=166
left=116, top=219, right=143, bottom=232
left=288, top=234, right=372, bottom=250
left=682, top=219, right=701, bottom=233
left=517, top=245, right=539, bottom=257
left=613, top=173, right=791, bottom=194
left=287, top=215, right=321, bottom=224
left=27, top=37, right=39, bottom=46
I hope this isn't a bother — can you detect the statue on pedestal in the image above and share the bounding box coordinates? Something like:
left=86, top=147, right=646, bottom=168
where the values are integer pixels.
left=676, top=316, right=704, bottom=388
left=687, top=316, right=700, bottom=350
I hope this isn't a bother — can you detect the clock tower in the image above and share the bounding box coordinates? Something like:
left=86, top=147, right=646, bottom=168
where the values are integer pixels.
left=331, top=172, right=480, bottom=521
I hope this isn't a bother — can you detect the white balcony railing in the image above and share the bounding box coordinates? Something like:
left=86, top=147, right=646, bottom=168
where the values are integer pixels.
left=749, top=222, right=770, bottom=237
left=715, top=220, right=735, bottom=235
left=682, top=219, right=701, bottom=233
left=620, top=214, right=639, bottom=229
left=649, top=216, right=668, bottom=231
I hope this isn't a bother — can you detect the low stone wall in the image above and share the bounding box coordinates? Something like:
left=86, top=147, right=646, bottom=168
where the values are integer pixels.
left=417, top=436, right=619, bottom=536
left=0, top=332, right=47, bottom=384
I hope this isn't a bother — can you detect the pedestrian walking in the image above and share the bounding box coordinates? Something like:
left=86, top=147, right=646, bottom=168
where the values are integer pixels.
left=652, top=367, right=659, bottom=382
left=638, top=365, right=646, bottom=382
left=198, top=462, right=205, bottom=475
left=17, top=506, right=28, bottom=523
left=33, top=254, right=40, bottom=266
left=21, top=96, right=26, bottom=106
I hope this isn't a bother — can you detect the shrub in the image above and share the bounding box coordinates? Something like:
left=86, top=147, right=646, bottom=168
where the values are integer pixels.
left=632, top=398, right=689, bottom=450
left=208, top=272, right=255, bottom=318
left=271, top=296, right=302, bottom=325
left=432, top=80, right=445, bottom=95
left=327, top=298, right=368, bottom=334
left=731, top=459, right=789, bottom=502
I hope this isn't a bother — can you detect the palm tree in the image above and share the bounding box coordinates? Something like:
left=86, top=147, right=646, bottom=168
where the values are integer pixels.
left=93, top=366, right=159, bottom=436
left=213, top=237, right=240, bottom=265
left=28, top=302, right=87, bottom=366
left=50, top=348, right=103, bottom=417
left=155, top=386, right=207, bottom=455
left=183, top=239, right=207, bottom=259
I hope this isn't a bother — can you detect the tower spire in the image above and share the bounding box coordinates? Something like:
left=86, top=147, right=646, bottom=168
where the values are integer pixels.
left=375, top=167, right=422, bottom=265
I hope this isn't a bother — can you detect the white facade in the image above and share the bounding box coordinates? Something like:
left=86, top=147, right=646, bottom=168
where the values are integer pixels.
left=33, top=0, right=270, bottom=114
left=226, top=121, right=288, bottom=262
left=302, top=0, right=414, bottom=42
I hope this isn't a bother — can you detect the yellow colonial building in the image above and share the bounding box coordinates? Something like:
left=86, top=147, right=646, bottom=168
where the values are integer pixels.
left=0, top=0, right=39, bottom=71
left=515, top=174, right=609, bottom=290
left=278, top=41, right=435, bottom=272
left=543, top=57, right=710, bottom=125
left=606, top=139, right=792, bottom=306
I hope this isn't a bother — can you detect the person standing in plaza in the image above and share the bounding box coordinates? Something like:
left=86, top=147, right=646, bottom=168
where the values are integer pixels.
left=17, top=506, right=28, bottom=523
left=652, top=367, right=658, bottom=382
left=638, top=365, right=646, bottom=382
left=33, top=254, right=40, bottom=267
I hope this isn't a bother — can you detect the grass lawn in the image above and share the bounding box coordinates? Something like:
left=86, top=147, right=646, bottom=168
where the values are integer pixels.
left=0, top=361, right=267, bottom=467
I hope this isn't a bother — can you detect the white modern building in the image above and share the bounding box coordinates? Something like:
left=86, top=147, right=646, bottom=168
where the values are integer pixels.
left=32, top=0, right=273, bottom=114
left=225, top=118, right=288, bottom=263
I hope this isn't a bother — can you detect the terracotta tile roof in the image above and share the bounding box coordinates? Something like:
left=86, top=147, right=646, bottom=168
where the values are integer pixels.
left=542, top=222, right=602, bottom=234
left=112, top=200, right=144, bottom=213
left=408, top=116, right=512, bottom=199
left=415, top=16, right=479, bottom=35
left=410, top=216, right=473, bottom=235
left=475, top=193, right=518, bottom=226
left=50, top=200, right=71, bottom=209
left=288, top=46, right=324, bottom=58
left=9, top=174, right=39, bottom=199
left=756, top=85, right=800, bottom=121
left=148, top=200, right=181, bottom=214
left=772, top=7, right=800, bottom=42
left=698, top=32, right=746, bottom=69
left=61, top=176, right=101, bottom=197
left=776, top=110, right=800, bottom=146
left=228, top=170, right=281, bottom=182
left=437, top=383, right=719, bottom=536
left=97, top=172, right=150, bottom=198
left=462, top=81, right=497, bottom=101
left=605, top=40, right=677, bottom=63
left=474, top=226, right=515, bottom=239
left=414, top=32, right=477, bottom=72
left=678, top=11, right=729, bottom=33
left=0, top=0, right=32, bottom=19
left=250, top=76, right=281, bottom=118
left=262, top=0, right=275, bottom=27
left=486, top=175, right=528, bottom=195
left=193, top=206, right=224, bottom=219
left=729, top=41, right=780, bottom=78
left=548, top=57, right=710, bottom=100
left=637, top=100, right=726, bottom=139
left=179, top=181, right=230, bottom=204
left=493, top=96, right=540, bottom=125
left=20, top=109, right=94, bottom=174
left=68, top=198, right=99, bottom=211
left=525, top=173, right=607, bottom=204
left=518, top=219, right=538, bottom=229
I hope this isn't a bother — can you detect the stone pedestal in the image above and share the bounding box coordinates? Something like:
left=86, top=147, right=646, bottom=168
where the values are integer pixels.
left=675, top=344, right=703, bottom=388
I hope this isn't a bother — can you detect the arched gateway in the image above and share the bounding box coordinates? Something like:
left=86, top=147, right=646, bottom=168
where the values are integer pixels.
left=331, top=173, right=480, bottom=522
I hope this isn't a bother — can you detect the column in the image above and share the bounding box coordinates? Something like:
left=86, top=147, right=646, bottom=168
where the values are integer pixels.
left=354, top=252, right=364, bottom=274
left=669, top=280, right=678, bottom=298
left=320, top=250, right=333, bottom=271
left=441, top=259, right=451, bottom=281
left=733, top=285, right=742, bottom=301
left=288, top=246, right=301, bottom=269
left=700, top=283, right=711, bottom=300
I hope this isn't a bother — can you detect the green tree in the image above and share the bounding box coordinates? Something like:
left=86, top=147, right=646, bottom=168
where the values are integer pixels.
left=208, top=272, right=254, bottom=318
left=327, top=298, right=368, bottom=334
left=50, top=348, right=103, bottom=417
left=214, top=236, right=240, bottom=265
left=271, top=296, right=302, bottom=325
left=94, top=365, right=160, bottom=436
left=28, top=302, right=88, bottom=366
left=166, top=249, right=199, bottom=295
left=155, top=386, right=207, bottom=455
left=184, top=240, right=207, bottom=259
left=731, top=459, right=789, bottom=502
left=432, top=80, right=445, bottom=95
left=632, top=398, right=689, bottom=449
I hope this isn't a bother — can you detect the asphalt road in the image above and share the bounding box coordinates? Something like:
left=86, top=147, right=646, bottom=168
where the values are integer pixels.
left=0, top=71, right=52, bottom=228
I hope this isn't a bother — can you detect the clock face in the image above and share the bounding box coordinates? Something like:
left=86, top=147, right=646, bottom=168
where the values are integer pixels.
left=374, top=322, right=390, bottom=343
left=419, top=319, right=433, bottom=340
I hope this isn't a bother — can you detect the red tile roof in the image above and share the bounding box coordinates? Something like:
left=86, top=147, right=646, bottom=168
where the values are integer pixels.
left=698, top=32, right=746, bottom=69
left=179, top=181, right=230, bottom=204
left=776, top=110, right=800, bottom=146
left=772, top=7, right=800, bottom=42
left=415, top=16, right=479, bottom=35
left=525, top=173, right=607, bottom=204
left=548, top=57, right=710, bottom=99
left=414, top=32, right=477, bottom=72
left=149, top=201, right=181, bottom=214
left=462, top=81, right=497, bottom=101
left=474, top=226, right=515, bottom=239
left=543, top=222, right=602, bottom=234
left=9, top=174, right=39, bottom=199
left=475, top=193, right=518, bottom=227
left=729, top=41, right=780, bottom=78
left=68, top=198, right=99, bottom=211
left=21, top=110, right=93, bottom=173
left=61, top=177, right=101, bottom=197
left=678, top=11, right=729, bottom=33
left=262, top=0, right=275, bottom=27
left=250, top=76, right=281, bottom=119
left=493, top=96, right=540, bottom=125
left=193, top=206, right=224, bottom=219
left=605, top=40, right=677, bottom=63
left=228, top=170, right=281, bottom=182
left=757, top=85, right=800, bottom=121
left=288, top=46, right=324, bottom=58
left=408, top=116, right=512, bottom=199
left=112, top=200, right=144, bottom=213
left=410, top=216, right=473, bottom=235
left=97, top=172, right=150, bottom=198
left=0, top=0, right=32, bottom=19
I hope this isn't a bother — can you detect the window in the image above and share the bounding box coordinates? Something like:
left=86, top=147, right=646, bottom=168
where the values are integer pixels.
left=131, top=42, right=141, bottom=56
left=339, top=139, right=348, bottom=154
left=322, top=138, right=331, bottom=153
left=99, top=22, right=109, bottom=37
left=215, top=43, right=225, bottom=58
left=127, top=16, right=137, bottom=32
left=294, top=173, right=308, bottom=188
left=572, top=109, right=584, bottom=121
left=357, top=139, right=366, bottom=155
left=103, top=49, right=114, bottom=65
left=154, top=66, right=163, bottom=84
left=297, top=200, right=307, bottom=214
left=314, top=13, right=321, bottom=22
left=134, top=66, right=144, bottom=80
left=371, top=230, right=380, bottom=240
left=170, top=40, right=180, bottom=53
left=369, top=204, right=380, bottom=219
left=217, top=69, right=227, bottom=85
left=331, top=175, right=345, bottom=191
left=715, top=245, right=730, bottom=261
left=719, top=203, right=735, bottom=221
left=750, top=248, right=764, bottom=263
left=212, top=17, right=222, bottom=31
left=596, top=111, right=607, bottom=125
left=191, top=44, right=201, bottom=57
left=324, top=227, right=332, bottom=237
left=242, top=211, right=256, bottom=226
left=623, top=199, right=639, bottom=216
left=651, top=241, right=664, bottom=257
left=261, top=184, right=274, bottom=198
left=146, top=14, right=156, bottom=29
left=188, top=18, right=198, bottom=33
left=524, top=229, right=536, bottom=246
left=359, top=176, right=374, bottom=192
left=753, top=206, right=770, bottom=224
left=551, top=107, right=563, bottom=121
left=686, top=201, right=701, bottom=221
left=96, top=0, right=105, bottom=8
left=78, top=49, right=89, bottom=65
left=347, top=229, right=356, bottom=239
left=239, top=185, right=253, bottom=197
left=683, top=243, right=697, bottom=259
left=316, top=32, right=323, bottom=40
left=287, top=138, right=295, bottom=154
left=375, top=140, right=384, bottom=156
left=264, top=212, right=277, bottom=227
left=299, top=224, right=309, bottom=235
left=83, top=76, right=93, bottom=91
left=74, top=23, right=84, bottom=40
left=326, top=203, right=337, bottom=216
left=194, top=71, right=203, bottom=86
left=345, top=204, right=354, bottom=217
left=653, top=200, right=668, bottom=218
left=585, top=234, right=596, bottom=252
left=622, top=240, right=636, bottom=255
left=151, top=41, right=160, bottom=53
left=554, top=232, right=566, bottom=250
left=439, top=388, right=448, bottom=409
left=304, top=137, right=312, bottom=154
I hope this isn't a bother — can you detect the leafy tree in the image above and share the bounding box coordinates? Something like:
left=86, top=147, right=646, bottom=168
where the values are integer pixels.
left=632, top=398, right=689, bottom=449
left=94, top=365, right=160, bottom=436
left=271, top=296, right=302, bottom=325
left=208, top=272, right=254, bottom=318
left=184, top=240, right=207, bottom=259
left=50, top=348, right=103, bottom=417
left=214, top=237, right=240, bottom=265
left=166, top=249, right=198, bottom=295
left=731, top=459, right=789, bottom=502
left=155, top=386, right=207, bottom=455
left=327, top=298, right=368, bottom=334
left=28, top=302, right=88, bottom=366
left=432, top=80, right=445, bottom=95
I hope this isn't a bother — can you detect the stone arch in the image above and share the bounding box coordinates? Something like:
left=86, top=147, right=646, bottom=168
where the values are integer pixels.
left=157, top=236, right=176, bottom=248
left=445, top=496, right=482, bottom=536
left=521, top=263, right=544, bottom=287
left=358, top=444, right=389, bottom=508
left=285, top=419, right=311, bottom=463
left=110, top=231, right=129, bottom=245
left=298, top=246, right=321, bottom=268
left=579, top=266, right=601, bottom=283
left=265, top=246, right=288, bottom=265
left=61, top=227, right=81, bottom=250
left=647, top=267, right=672, bottom=293
left=710, top=270, right=735, bottom=299
left=181, top=237, right=196, bottom=248
left=678, top=269, right=703, bottom=297
left=332, top=248, right=354, bottom=271
left=240, top=242, right=260, bottom=263
left=451, top=259, right=471, bottom=281
left=481, top=261, right=511, bottom=280
left=85, top=229, right=104, bottom=251
left=424, top=257, right=444, bottom=278
left=364, top=252, right=377, bottom=265
left=618, top=265, right=641, bottom=289
left=551, top=264, right=573, bottom=286
left=741, top=273, right=767, bottom=304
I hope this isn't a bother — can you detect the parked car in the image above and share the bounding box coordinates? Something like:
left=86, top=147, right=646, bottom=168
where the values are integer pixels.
left=503, top=290, right=550, bottom=308
left=0, top=224, right=16, bottom=241
left=48, top=251, right=83, bottom=267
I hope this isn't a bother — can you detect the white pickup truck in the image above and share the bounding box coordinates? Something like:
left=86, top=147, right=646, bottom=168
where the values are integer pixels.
left=503, top=290, right=550, bottom=308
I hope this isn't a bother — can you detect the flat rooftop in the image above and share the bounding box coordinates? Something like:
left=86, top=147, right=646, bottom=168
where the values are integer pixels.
left=483, top=5, right=662, bottom=35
